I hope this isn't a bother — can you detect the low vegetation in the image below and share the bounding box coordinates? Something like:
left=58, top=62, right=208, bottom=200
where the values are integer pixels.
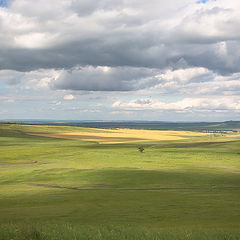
left=1, top=224, right=240, bottom=240
left=138, top=146, right=145, bottom=153
left=1, top=123, right=240, bottom=239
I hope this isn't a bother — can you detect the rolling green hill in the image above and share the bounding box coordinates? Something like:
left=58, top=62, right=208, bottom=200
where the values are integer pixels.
left=1, top=123, right=240, bottom=239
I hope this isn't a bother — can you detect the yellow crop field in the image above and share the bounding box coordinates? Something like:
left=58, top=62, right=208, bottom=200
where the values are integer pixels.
left=29, top=128, right=208, bottom=143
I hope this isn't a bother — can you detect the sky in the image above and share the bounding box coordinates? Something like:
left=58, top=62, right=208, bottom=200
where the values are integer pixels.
left=0, top=0, right=240, bottom=121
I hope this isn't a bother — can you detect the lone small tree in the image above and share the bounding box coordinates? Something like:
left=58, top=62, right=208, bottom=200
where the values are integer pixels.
left=138, top=146, right=144, bottom=153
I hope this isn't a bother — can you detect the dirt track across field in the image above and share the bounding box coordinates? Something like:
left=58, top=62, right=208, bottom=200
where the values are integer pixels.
left=27, top=183, right=240, bottom=191
left=0, top=161, right=38, bottom=165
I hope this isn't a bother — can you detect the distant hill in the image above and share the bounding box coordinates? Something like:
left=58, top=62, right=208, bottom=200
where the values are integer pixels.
left=1, top=120, right=240, bottom=131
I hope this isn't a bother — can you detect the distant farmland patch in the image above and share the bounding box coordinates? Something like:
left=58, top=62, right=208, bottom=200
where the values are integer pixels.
left=28, top=128, right=207, bottom=143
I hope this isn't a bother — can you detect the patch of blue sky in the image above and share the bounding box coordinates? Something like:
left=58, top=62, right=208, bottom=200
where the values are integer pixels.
left=0, top=0, right=8, bottom=8
left=0, top=82, right=8, bottom=93
left=0, top=82, right=6, bottom=87
left=196, top=0, right=216, bottom=4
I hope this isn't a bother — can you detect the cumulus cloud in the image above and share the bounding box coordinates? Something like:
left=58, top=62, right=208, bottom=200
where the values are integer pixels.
left=0, top=0, right=240, bottom=74
left=152, top=68, right=240, bottom=96
left=52, top=66, right=158, bottom=91
left=51, top=65, right=239, bottom=94
left=1, top=0, right=240, bottom=120
left=112, top=97, right=240, bottom=113
left=0, top=69, right=59, bottom=88
left=63, top=94, right=75, bottom=100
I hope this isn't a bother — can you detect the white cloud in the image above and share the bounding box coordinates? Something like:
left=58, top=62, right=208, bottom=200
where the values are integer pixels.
left=63, top=94, right=75, bottom=100
left=112, top=97, right=240, bottom=112
left=153, top=68, right=240, bottom=96
left=79, top=109, right=100, bottom=113
left=0, top=0, right=240, bottom=73
left=14, top=32, right=57, bottom=49
left=155, top=67, right=210, bottom=83
left=55, top=101, right=62, bottom=106
left=1, top=0, right=240, bottom=120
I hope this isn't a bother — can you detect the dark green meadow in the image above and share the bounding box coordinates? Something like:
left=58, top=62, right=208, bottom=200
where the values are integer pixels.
left=1, top=123, right=240, bottom=239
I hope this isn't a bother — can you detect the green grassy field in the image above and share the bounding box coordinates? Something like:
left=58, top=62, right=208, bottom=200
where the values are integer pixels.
left=1, top=123, right=240, bottom=239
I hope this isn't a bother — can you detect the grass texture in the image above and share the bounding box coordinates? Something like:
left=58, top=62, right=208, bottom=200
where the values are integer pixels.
left=0, top=123, right=240, bottom=238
